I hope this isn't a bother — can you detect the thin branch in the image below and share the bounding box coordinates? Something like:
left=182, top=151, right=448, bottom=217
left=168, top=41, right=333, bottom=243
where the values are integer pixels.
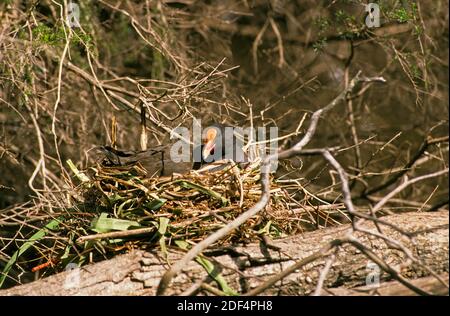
left=371, top=169, right=449, bottom=214
left=244, top=241, right=339, bottom=296
left=312, top=251, right=337, bottom=296
left=362, top=136, right=449, bottom=197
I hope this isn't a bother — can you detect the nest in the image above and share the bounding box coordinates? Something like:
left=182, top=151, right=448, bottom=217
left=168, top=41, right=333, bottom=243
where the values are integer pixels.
left=0, top=159, right=349, bottom=285
left=81, top=160, right=298, bottom=245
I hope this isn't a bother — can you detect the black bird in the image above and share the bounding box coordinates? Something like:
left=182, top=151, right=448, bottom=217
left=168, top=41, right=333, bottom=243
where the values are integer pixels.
left=97, top=123, right=247, bottom=177
left=96, top=144, right=194, bottom=177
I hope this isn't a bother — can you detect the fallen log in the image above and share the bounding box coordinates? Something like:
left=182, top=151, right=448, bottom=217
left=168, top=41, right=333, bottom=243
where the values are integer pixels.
left=326, top=273, right=449, bottom=296
left=1, top=211, right=448, bottom=296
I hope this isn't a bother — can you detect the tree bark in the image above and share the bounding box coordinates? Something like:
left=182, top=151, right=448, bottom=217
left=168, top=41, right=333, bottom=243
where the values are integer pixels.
left=325, top=273, right=448, bottom=296
left=1, top=211, right=448, bottom=296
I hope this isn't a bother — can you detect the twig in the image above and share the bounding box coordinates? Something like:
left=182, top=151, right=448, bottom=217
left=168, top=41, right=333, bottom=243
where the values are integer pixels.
left=312, top=251, right=336, bottom=296
left=371, top=169, right=449, bottom=215
left=76, top=227, right=155, bottom=244
left=269, top=17, right=285, bottom=68
left=362, top=136, right=449, bottom=197
left=200, top=282, right=227, bottom=296
left=244, top=241, right=339, bottom=296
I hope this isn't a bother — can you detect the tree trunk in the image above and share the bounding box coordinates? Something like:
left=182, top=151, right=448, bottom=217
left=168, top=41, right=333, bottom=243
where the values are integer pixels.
left=1, top=211, right=448, bottom=296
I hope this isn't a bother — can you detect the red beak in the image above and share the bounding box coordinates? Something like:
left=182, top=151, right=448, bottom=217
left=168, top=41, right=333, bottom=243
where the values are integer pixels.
left=203, top=141, right=215, bottom=160
left=202, top=127, right=217, bottom=160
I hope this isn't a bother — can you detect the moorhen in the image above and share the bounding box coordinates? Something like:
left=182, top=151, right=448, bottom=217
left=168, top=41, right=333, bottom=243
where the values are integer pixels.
left=97, top=123, right=247, bottom=177
left=96, top=144, right=195, bottom=177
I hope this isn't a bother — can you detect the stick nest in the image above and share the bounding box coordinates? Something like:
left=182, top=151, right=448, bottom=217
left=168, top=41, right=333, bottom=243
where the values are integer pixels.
left=81, top=161, right=298, bottom=245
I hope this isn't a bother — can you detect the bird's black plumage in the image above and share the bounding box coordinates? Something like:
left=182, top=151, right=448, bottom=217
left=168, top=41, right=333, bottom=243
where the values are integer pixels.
left=96, top=123, right=248, bottom=177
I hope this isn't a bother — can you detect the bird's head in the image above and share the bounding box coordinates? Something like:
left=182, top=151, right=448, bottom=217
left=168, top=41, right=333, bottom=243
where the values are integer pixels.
left=202, top=126, right=218, bottom=160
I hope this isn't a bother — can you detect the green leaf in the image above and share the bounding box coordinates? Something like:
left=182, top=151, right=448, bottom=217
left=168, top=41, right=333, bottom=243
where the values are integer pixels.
left=0, top=218, right=61, bottom=287
left=159, top=236, right=168, bottom=259
left=157, top=217, right=170, bottom=235
left=195, top=256, right=238, bottom=296
left=66, top=159, right=90, bottom=183
left=108, top=193, right=126, bottom=203
left=176, top=180, right=229, bottom=206
left=60, top=232, right=75, bottom=260
left=144, top=198, right=167, bottom=210
left=107, top=238, right=125, bottom=244
left=174, top=240, right=189, bottom=250
left=257, top=220, right=272, bottom=235
left=117, top=198, right=137, bottom=216
left=158, top=217, right=170, bottom=259
left=174, top=240, right=238, bottom=296
left=90, top=213, right=141, bottom=233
